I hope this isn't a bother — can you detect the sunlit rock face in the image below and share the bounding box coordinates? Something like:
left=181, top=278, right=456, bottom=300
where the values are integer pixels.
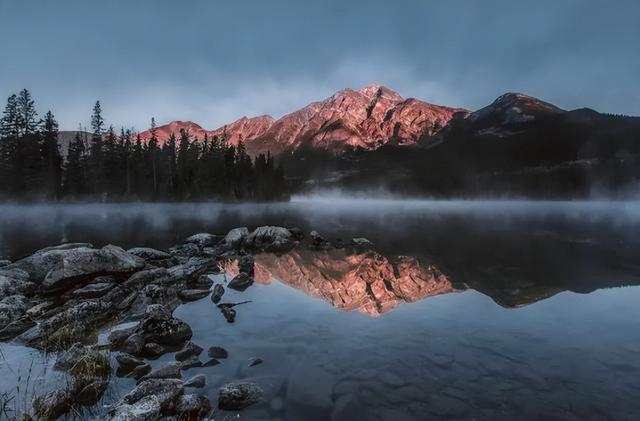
left=225, top=249, right=457, bottom=316
left=137, top=84, right=465, bottom=155
left=138, top=121, right=209, bottom=143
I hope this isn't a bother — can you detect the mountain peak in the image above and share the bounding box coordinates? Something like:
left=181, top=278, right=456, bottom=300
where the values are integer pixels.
left=356, top=84, right=404, bottom=102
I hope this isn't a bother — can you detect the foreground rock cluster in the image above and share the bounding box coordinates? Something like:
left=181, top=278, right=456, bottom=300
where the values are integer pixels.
left=0, top=225, right=373, bottom=419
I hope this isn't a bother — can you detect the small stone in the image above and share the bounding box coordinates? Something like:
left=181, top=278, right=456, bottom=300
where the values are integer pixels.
left=175, top=341, right=203, bottom=362
left=180, top=355, right=203, bottom=370
left=248, top=357, right=263, bottom=367
left=208, top=346, right=228, bottom=359
left=178, top=289, right=211, bottom=302
left=138, top=362, right=182, bottom=382
left=227, top=273, right=253, bottom=291
left=122, top=333, right=145, bottom=355
left=184, top=374, right=206, bottom=388
left=116, top=353, right=145, bottom=369
left=220, top=306, right=236, bottom=323
left=193, top=274, right=214, bottom=289
left=211, top=284, right=224, bottom=304
left=218, top=382, right=263, bottom=410
left=127, top=363, right=152, bottom=380
left=202, top=359, right=220, bottom=367
left=143, top=342, right=165, bottom=357
left=76, top=379, right=108, bottom=406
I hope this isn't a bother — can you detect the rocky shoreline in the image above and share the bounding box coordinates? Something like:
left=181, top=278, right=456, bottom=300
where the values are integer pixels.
left=0, top=225, right=371, bottom=420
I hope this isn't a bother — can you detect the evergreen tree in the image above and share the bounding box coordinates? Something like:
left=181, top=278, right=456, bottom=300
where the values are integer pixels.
left=0, top=94, right=21, bottom=138
left=88, top=101, right=105, bottom=194
left=64, top=131, right=87, bottom=196
left=40, top=111, right=62, bottom=199
left=16, top=89, right=38, bottom=136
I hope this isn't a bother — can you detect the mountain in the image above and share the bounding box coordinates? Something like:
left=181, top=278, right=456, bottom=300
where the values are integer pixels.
left=136, top=84, right=465, bottom=155
left=287, top=91, right=640, bottom=198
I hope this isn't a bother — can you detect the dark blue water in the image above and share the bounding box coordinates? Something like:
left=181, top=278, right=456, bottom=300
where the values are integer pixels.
left=1, top=198, right=640, bottom=420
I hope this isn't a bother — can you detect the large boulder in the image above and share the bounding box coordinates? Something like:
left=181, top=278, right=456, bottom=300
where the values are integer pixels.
left=176, top=394, right=211, bottom=419
left=42, top=245, right=145, bottom=292
left=224, top=227, right=250, bottom=249
left=244, top=226, right=295, bottom=252
left=7, top=243, right=93, bottom=282
left=185, top=233, right=221, bottom=248
left=0, top=267, right=35, bottom=299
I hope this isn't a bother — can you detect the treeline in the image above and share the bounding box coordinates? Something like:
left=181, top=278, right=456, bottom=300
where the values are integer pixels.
left=0, top=90, right=288, bottom=201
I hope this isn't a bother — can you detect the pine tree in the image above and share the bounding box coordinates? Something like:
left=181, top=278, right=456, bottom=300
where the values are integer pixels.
left=16, top=89, right=38, bottom=136
left=177, top=129, right=191, bottom=197
left=88, top=100, right=105, bottom=194
left=40, top=111, right=62, bottom=199
left=163, top=132, right=178, bottom=198
left=148, top=118, right=159, bottom=196
left=0, top=94, right=21, bottom=138
left=64, top=131, right=87, bottom=196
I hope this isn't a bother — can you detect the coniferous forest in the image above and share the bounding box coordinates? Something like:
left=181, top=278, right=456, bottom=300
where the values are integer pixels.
left=0, top=90, right=288, bottom=202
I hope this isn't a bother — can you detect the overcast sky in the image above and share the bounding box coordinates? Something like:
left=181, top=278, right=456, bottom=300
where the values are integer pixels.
left=1, top=0, right=639, bottom=131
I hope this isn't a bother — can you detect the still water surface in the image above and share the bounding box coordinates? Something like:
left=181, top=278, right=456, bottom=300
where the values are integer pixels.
left=1, top=198, right=639, bottom=420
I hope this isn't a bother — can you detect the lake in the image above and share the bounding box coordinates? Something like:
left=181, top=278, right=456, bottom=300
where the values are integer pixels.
left=1, top=197, right=640, bottom=420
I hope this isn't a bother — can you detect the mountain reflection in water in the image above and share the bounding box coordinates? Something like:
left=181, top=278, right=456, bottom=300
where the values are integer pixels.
left=225, top=245, right=636, bottom=316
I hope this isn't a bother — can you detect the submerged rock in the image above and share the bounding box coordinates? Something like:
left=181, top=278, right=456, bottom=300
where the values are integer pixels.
left=176, top=394, right=211, bottom=420
left=248, top=357, right=264, bottom=367
left=207, top=346, right=228, bottom=359
left=218, top=381, right=263, bottom=410
left=244, top=226, right=295, bottom=252
left=184, top=374, right=206, bottom=388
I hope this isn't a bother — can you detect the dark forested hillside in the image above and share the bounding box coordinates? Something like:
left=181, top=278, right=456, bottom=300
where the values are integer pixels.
left=0, top=91, right=288, bottom=202
left=282, top=94, right=640, bottom=198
